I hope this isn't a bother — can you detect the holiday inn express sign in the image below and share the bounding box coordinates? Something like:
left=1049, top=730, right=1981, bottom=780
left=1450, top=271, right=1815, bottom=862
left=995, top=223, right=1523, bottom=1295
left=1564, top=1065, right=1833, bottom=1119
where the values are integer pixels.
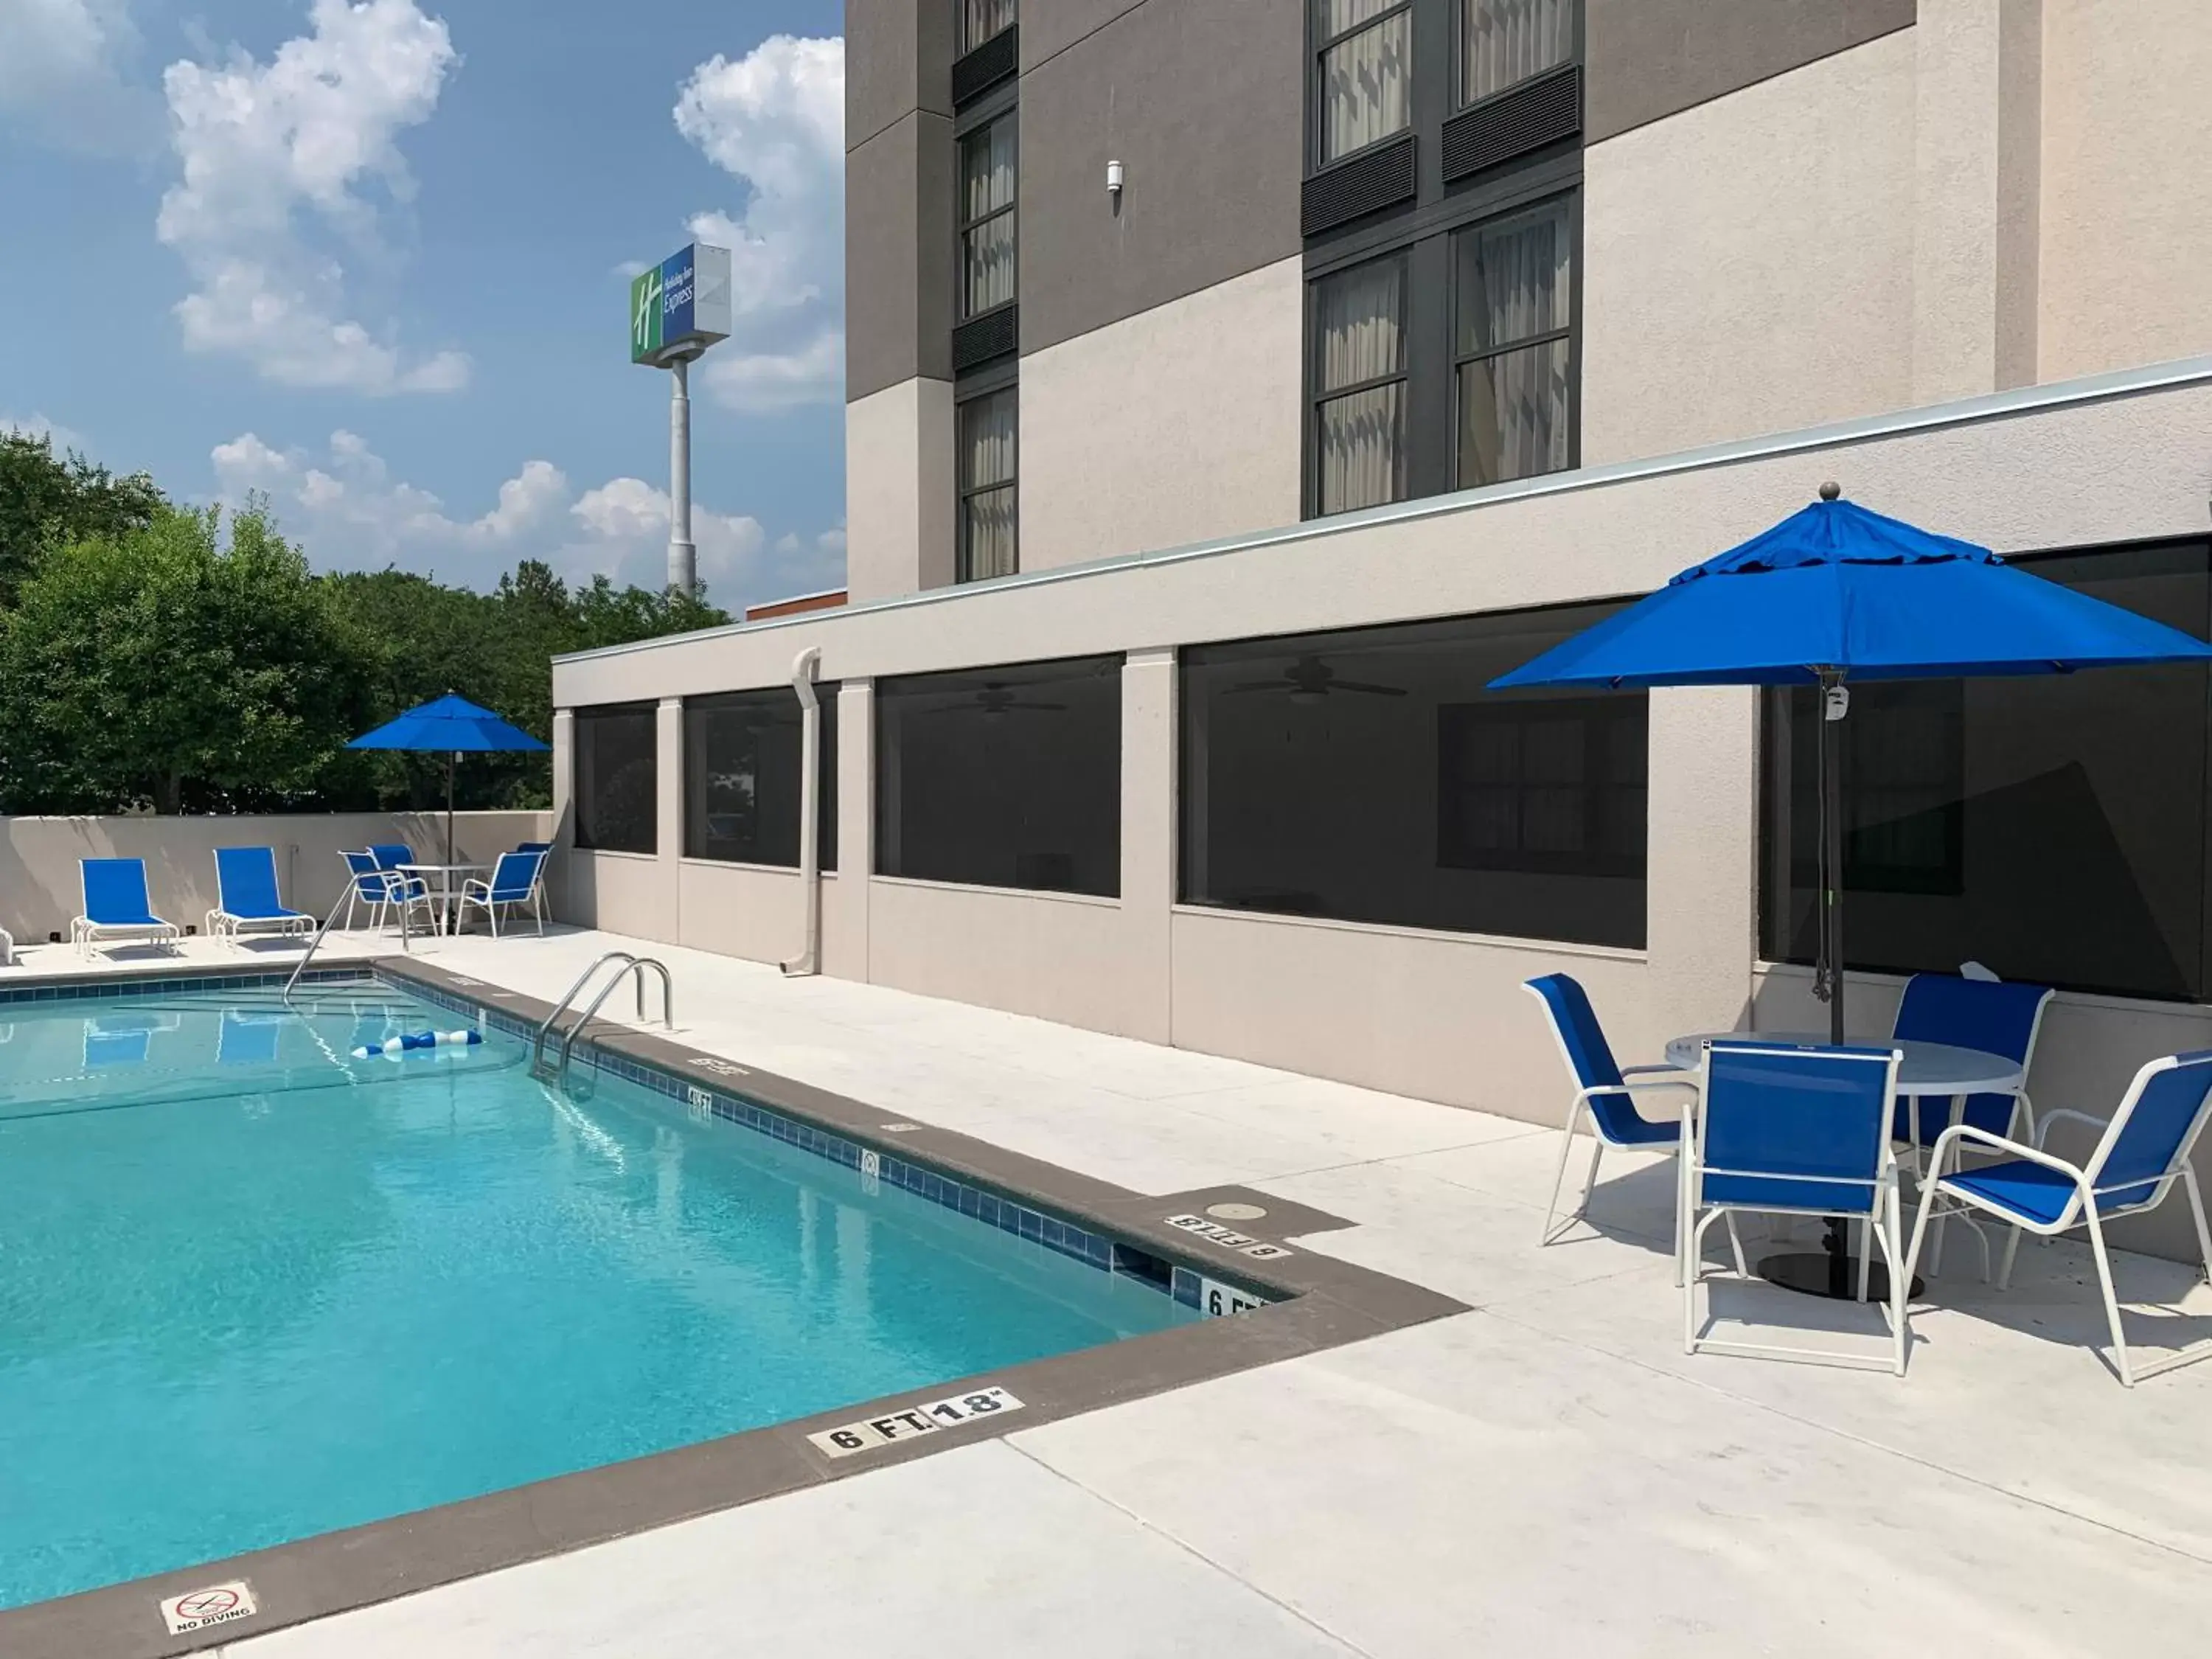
left=629, top=243, right=732, bottom=366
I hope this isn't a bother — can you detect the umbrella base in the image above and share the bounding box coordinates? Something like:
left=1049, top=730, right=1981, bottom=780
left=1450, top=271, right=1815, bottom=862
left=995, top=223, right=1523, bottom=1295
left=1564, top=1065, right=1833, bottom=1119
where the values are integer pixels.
left=1756, top=1248, right=1921, bottom=1303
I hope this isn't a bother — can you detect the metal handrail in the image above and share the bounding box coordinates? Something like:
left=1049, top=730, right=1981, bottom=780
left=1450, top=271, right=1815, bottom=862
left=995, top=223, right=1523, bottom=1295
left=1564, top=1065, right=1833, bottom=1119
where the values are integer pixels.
left=283, top=864, right=417, bottom=1003
left=530, top=951, right=673, bottom=1085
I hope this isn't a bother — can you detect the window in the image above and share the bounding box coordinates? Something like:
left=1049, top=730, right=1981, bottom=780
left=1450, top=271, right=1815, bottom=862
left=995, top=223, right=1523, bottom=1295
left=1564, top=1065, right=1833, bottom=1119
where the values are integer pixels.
left=876, top=655, right=1121, bottom=897
left=1461, top=0, right=1572, bottom=105
left=1453, top=196, right=1572, bottom=487
left=572, top=703, right=658, bottom=855
left=683, top=687, right=838, bottom=869
left=959, top=112, right=1017, bottom=320
left=1759, top=540, right=2212, bottom=1002
left=1439, top=698, right=1644, bottom=876
left=963, top=0, right=1015, bottom=51
left=1312, top=0, right=1412, bottom=167
left=1181, top=604, right=1645, bottom=947
left=958, top=386, right=1018, bottom=581
left=1307, top=192, right=1576, bottom=515
left=1312, top=254, right=1408, bottom=515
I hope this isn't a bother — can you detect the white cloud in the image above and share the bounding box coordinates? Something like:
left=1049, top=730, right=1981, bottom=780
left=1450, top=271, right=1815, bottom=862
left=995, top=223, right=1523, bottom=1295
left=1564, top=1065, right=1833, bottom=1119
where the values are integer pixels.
left=0, top=0, right=158, bottom=153
left=208, top=430, right=839, bottom=608
left=158, top=0, right=467, bottom=394
left=672, top=35, right=844, bottom=412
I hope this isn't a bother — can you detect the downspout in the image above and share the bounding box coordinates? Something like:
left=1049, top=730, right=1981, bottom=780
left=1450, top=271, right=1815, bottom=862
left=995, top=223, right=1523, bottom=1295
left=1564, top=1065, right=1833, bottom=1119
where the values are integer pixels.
left=780, top=647, right=824, bottom=976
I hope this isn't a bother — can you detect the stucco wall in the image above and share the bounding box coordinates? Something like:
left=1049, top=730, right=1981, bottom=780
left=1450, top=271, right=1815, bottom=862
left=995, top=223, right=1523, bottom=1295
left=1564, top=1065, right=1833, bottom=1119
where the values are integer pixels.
left=672, top=861, right=858, bottom=978
left=845, top=377, right=954, bottom=602
left=563, top=850, right=673, bottom=945
left=2037, top=0, right=2212, bottom=383
left=1019, top=258, right=1303, bottom=572
left=0, top=811, right=549, bottom=944
left=866, top=878, right=1151, bottom=1037
left=1169, top=908, right=1652, bottom=1116
left=1580, top=29, right=1917, bottom=465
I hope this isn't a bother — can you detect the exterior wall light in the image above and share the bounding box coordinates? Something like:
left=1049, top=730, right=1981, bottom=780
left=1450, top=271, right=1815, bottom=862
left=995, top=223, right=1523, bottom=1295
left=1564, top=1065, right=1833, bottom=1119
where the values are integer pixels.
left=1106, top=159, right=1124, bottom=198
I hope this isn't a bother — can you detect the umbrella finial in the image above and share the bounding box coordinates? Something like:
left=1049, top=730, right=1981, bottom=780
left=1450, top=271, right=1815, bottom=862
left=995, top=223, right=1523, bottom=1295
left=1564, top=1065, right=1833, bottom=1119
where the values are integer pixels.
left=1818, top=481, right=1841, bottom=501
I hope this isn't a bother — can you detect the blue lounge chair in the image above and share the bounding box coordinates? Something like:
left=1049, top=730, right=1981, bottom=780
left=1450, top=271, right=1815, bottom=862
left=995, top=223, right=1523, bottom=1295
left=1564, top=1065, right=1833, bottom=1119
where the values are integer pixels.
left=72, top=858, right=181, bottom=959
left=206, top=846, right=315, bottom=948
left=1526, top=974, right=1697, bottom=1273
left=1683, top=1041, right=1909, bottom=1375
left=1905, top=1049, right=2212, bottom=1387
left=339, top=849, right=433, bottom=934
left=456, top=849, right=546, bottom=937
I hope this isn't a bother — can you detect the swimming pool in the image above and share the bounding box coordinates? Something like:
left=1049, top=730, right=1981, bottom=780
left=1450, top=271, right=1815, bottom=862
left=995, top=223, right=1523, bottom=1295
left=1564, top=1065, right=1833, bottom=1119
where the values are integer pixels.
left=0, top=976, right=1202, bottom=1611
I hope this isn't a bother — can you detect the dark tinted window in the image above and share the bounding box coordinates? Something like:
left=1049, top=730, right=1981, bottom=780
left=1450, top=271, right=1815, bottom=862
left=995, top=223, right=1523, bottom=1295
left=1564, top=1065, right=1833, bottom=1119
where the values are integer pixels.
left=683, top=687, right=838, bottom=869
left=1760, top=540, right=2212, bottom=1001
left=875, top=656, right=1121, bottom=896
left=1181, top=604, right=1645, bottom=946
left=573, top=703, right=658, bottom=854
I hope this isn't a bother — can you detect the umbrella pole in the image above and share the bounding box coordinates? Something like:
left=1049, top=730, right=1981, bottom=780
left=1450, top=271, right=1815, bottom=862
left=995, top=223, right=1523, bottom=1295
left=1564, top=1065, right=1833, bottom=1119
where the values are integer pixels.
left=1818, top=673, right=1848, bottom=1046
left=446, top=751, right=456, bottom=869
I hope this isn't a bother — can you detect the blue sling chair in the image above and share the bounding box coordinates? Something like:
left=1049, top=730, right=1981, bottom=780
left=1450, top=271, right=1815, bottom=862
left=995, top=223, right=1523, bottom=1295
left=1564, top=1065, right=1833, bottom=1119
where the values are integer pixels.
left=1905, top=1049, right=2212, bottom=1388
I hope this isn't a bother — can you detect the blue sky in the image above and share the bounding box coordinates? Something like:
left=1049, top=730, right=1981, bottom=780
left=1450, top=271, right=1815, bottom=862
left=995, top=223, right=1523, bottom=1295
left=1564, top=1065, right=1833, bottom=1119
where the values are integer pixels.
left=0, top=0, right=847, bottom=610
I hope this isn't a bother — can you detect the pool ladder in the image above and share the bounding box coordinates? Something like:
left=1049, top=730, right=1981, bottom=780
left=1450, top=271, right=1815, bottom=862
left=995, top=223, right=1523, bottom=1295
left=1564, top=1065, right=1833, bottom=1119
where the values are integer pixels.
left=530, top=952, right=675, bottom=1088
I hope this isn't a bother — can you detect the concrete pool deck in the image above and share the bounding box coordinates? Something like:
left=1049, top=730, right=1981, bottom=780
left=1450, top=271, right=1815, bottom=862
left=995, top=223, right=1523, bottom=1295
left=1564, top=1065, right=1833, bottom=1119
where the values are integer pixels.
left=35, top=926, right=2212, bottom=1655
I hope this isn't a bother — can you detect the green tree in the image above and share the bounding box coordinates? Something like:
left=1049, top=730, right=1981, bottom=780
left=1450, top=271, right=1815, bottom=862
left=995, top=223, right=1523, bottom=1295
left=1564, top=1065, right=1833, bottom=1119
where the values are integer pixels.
left=0, top=430, right=165, bottom=606
left=0, top=502, right=372, bottom=813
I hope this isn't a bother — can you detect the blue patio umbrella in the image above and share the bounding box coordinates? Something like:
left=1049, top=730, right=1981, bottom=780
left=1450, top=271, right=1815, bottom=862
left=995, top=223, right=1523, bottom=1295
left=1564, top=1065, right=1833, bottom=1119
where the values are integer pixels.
left=348, top=693, right=549, bottom=866
left=1492, top=484, right=2212, bottom=1042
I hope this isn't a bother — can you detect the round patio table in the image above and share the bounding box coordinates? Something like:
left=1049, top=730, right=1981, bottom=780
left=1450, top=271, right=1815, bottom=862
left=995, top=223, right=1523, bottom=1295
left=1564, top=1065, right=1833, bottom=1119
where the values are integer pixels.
left=1664, top=1032, right=2024, bottom=1301
left=397, top=862, right=488, bottom=937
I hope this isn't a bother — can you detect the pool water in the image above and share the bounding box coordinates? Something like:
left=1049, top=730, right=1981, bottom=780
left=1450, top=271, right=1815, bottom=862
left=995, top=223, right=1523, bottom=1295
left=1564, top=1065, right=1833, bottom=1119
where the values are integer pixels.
left=0, top=982, right=1197, bottom=1610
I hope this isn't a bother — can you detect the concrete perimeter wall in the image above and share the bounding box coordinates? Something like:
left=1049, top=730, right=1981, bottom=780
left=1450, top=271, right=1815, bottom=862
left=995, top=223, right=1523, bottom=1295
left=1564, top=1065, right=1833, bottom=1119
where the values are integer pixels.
left=0, top=811, right=551, bottom=943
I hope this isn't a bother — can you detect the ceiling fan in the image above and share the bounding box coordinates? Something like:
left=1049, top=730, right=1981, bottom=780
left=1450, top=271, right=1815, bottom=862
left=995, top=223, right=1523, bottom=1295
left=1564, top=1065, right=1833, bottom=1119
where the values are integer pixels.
left=928, top=683, right=1070, bottom=718
left=1225, top=654, right=1407, bottom=705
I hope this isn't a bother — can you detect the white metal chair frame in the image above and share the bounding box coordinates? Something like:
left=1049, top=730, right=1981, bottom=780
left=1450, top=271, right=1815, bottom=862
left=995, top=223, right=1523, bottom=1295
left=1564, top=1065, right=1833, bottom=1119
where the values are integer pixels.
left=338, top=853, right=434, bottom=935
left=72, top=916, right=182, bottom=959
left=1524, top=982, right=1700, bottom=1282
left=1683, top=1043, right=1910, bottom=1377
left=456, top=854, right=546, bottom=939
left=1902, top=1056, right=2212, bottom=1388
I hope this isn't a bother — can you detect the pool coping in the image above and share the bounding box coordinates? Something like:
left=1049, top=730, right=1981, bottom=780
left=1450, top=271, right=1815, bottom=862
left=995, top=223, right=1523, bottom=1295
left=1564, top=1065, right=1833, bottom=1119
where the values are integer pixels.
left=0, top=956, right=1467, bottom=1659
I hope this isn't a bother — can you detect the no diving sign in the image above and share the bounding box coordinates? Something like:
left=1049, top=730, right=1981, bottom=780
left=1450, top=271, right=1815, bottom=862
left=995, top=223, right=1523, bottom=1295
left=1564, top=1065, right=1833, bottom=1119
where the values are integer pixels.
left=160, top=1580, right=259, bottom=1635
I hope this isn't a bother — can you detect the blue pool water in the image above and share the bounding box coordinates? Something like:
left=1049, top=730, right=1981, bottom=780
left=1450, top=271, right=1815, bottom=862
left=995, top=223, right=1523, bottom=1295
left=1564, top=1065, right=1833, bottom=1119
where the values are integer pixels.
left=0, top=981, right=1198, bottom=1610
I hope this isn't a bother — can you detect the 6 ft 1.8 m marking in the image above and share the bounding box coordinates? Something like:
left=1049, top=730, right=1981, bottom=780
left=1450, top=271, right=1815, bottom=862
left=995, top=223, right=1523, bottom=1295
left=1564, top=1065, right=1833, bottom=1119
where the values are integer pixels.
left=806, top=1387, right=1024, bottom=1459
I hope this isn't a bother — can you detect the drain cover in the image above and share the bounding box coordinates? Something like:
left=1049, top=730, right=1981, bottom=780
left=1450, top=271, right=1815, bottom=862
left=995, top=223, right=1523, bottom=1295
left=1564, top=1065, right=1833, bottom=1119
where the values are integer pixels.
left=1205, top=1202, right=1267, bottom=1222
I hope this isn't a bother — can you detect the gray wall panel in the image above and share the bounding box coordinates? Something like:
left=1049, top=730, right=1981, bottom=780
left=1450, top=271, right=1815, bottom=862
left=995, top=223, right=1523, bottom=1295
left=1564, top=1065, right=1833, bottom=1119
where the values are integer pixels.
left=848, top=112, right=956, bottom=402
left=1586, top=0, right=1916, bottom=143
left=1022, top=0, right=1145, bottom=69
left=848, top=0, right=953, bottom=153
left=1020, top=0, right=1303, bottom=355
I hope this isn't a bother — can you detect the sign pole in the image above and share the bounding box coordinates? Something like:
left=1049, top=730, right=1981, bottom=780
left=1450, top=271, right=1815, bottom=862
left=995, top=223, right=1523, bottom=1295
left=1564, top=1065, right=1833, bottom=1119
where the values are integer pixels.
left=668, top=355, right=695, bottom=597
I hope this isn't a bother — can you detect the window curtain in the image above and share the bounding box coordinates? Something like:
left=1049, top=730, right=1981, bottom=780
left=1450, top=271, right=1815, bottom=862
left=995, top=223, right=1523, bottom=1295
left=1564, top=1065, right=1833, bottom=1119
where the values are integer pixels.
left=1315, top=0, right=1410, bottom=164
left=1315, top=257, right=1407, bottom=514
left=964, top=0, right=1015, bottom=51
left=960, top=389, right=1018, bottom=581
left=1456, top=203, right=1571, bottom=487
left=1463, top=0, right=1571, bottom=103
left=961, top=119, right=1017, bottom=316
